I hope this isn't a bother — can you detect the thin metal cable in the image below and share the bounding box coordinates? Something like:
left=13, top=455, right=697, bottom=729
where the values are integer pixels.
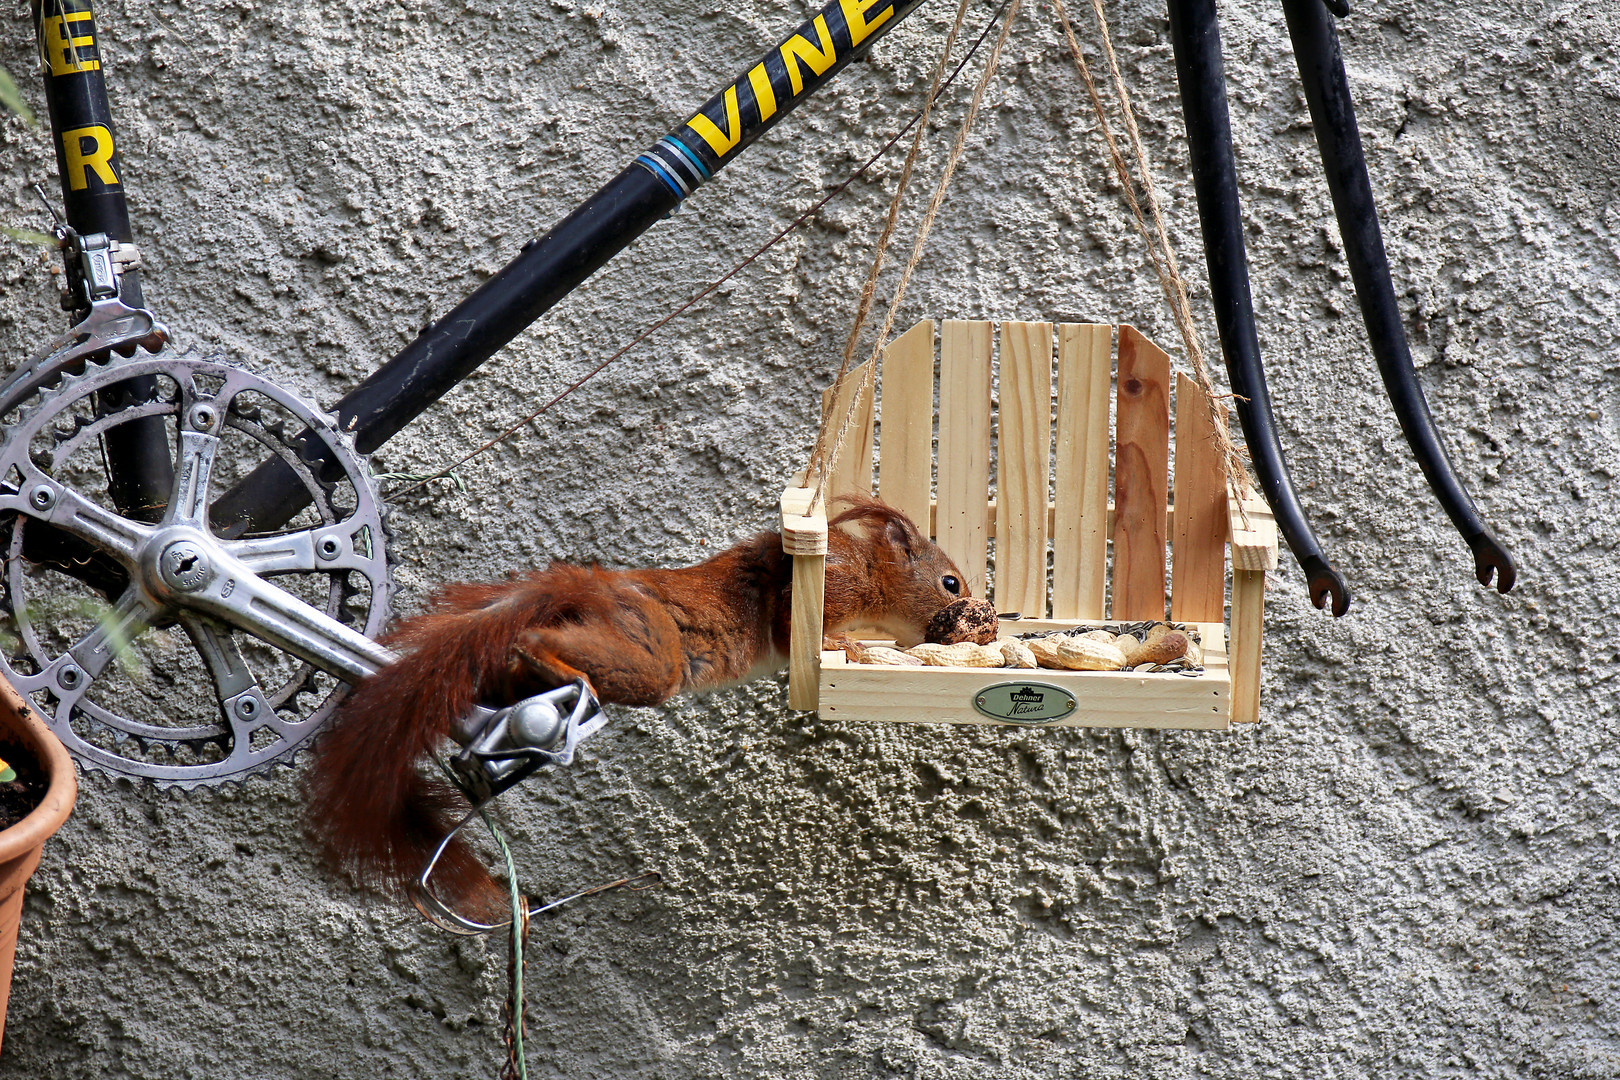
left=390, top=1, right=1015, bottom=500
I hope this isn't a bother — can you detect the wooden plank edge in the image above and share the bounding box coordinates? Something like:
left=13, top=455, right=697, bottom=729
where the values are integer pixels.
left=780, top=484, right=829, bottom=556
left=1229, top=568, right=1265, bottom=724
left=783, top=481, right=829, bottom=711
left=1226, top=483, right=1279, bottom=572
left=788, top=553, right=826, bottom=711
left=817, top=663, right=1230, bottom=730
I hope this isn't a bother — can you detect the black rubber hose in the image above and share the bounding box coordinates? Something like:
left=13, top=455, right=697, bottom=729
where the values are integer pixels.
left=1281, top=0, right=1516, bottom=592
left=1166, top=0, right=1351, bottom=615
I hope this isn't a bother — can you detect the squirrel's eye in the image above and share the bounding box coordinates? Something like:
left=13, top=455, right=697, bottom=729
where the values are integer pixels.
left=942, top=575, right=961, bottom=595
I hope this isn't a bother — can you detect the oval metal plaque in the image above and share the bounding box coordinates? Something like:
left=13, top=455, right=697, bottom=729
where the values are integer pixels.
left=973, top=681, right=1079, bottom=725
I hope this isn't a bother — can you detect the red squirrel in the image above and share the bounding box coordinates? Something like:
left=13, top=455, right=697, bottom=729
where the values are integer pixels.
left=304, top=495, right=966, bottom=915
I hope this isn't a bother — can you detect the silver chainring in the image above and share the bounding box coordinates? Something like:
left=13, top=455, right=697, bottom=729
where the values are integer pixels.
left=0, top=349, right=393, bottom=788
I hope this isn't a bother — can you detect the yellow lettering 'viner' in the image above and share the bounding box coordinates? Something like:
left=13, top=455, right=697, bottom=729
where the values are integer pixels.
left=686, top=85, right=744, bottom=158
left=747, top=62, right=777, bottom=123
left=839, top=0, right=894, bottom=48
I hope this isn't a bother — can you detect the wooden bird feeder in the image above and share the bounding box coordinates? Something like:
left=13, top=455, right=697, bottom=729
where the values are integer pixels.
left=781, top=318, right=1278, bottom=730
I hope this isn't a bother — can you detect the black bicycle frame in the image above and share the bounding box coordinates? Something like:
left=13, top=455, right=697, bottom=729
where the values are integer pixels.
left=25, top=0, right=934, bottom=592
left=202, top=0, right=930, bottom=536
left=28, top=0, right=1512, bottom=601
left=32, top=0, right=173, bottom=522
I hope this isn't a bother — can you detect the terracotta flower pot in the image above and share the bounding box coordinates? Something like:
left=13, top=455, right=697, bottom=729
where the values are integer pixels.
left=0, top=679, right=76, bottom=1057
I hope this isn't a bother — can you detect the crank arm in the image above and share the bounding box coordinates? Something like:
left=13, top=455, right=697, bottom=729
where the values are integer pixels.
left=1281, top=0, right=1516, bottom=592
left=160, top=532, right=397, bottom=686
left=1166, top=0, right=1350, bottom=616
left=5, top=450, right=395, bottom=690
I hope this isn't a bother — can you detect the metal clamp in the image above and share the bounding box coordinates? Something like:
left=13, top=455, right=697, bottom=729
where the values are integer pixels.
left=54, top=228, right=142, bottom=313
left=447, top=678, right=609, bottom=806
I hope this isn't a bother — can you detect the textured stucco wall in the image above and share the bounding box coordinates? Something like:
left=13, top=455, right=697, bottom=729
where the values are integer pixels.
left=1, top=0, right=1616, bottom=1076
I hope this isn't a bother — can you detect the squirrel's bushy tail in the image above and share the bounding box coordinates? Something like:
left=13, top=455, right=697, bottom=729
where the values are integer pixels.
left=304, top=576, right=556, bottom=916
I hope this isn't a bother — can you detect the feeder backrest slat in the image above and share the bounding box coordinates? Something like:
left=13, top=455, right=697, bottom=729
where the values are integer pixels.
left=838, top=320, right=1235, bottom=623
left=1171, top=371, right=1229, bottom=622
left=995, top=321, right=1053, bottom=617
left=937, top=320, right=993, bottom=598
left=1111, top=326, right=1171, bottom=621
left=1051, top=322, right=1112, bottom=620
left=821, top=359, right=877, bottom=505
left=878, top=320, right=936, bottom=531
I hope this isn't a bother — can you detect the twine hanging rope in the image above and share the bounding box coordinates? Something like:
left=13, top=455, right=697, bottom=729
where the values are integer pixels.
left=810, top=0, right=1024, bottom=511
left=835, top=0, right=978, bottom=380
left=814, top=0, right=1253, bottom=517
left=1053, top=0, right=1253, bottom=502
left=806, top=0, right=977, bottom=493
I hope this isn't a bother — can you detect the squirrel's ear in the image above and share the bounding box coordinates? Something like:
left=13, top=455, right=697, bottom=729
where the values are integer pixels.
left=884, top=514, right=917, bottom=559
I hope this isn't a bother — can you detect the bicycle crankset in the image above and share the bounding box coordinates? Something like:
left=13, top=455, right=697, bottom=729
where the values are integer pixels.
left=0, top=341, right=396, bottom=787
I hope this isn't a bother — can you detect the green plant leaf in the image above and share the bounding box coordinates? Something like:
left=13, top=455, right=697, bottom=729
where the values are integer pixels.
left=0, top=224, right=54, bottom=246
left=0, top=64, right=36, bottom=126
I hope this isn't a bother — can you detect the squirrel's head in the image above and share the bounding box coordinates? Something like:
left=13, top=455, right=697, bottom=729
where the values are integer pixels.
left=825, top=495, right=968, bottom=647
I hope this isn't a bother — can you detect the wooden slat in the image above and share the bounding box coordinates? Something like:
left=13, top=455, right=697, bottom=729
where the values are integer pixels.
left=937, top=320, right=992, bottom=598
left=788, top=555, right=826, bottom=710
left=878, top=320, right=936, bottom=534
left=1229, top=569, right=1265, bottom=723
left=1111, top=326, right=1171, bottom=621
left=1052, top=323, right=1112, bottom=620
left=781, top=486, right=830, bottom=710
left=995, top=321, right=1053, bottom=617
left=820, top=360, right=876, bottom=504
left=1226, top=483, right=1275, bottom=724
left=1227, top=484, right=1280, bottom=571
left=1171, top=373, right=1228, bottom=623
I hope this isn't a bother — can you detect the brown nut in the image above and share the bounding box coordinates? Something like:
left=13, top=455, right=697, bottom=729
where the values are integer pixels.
left=1028, top=635, right=1127, bottom=671
left=1135, top=629, right=1189, bottom=666
left=860, top=646, right=926, bottom=666
left=1027, top=637, right=1065, bottom=668
left=924, top=598, right=1000, bottom=645
left=907, top=642, right=1005, bottom=667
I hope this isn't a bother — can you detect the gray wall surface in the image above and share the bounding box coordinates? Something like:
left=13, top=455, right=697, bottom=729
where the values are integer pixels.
left=1, top=0, right=1615, bottom=1076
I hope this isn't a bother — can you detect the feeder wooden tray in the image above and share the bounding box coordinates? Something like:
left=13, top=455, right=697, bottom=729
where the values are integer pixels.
left=781, top=320, right=1278, bottom=730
